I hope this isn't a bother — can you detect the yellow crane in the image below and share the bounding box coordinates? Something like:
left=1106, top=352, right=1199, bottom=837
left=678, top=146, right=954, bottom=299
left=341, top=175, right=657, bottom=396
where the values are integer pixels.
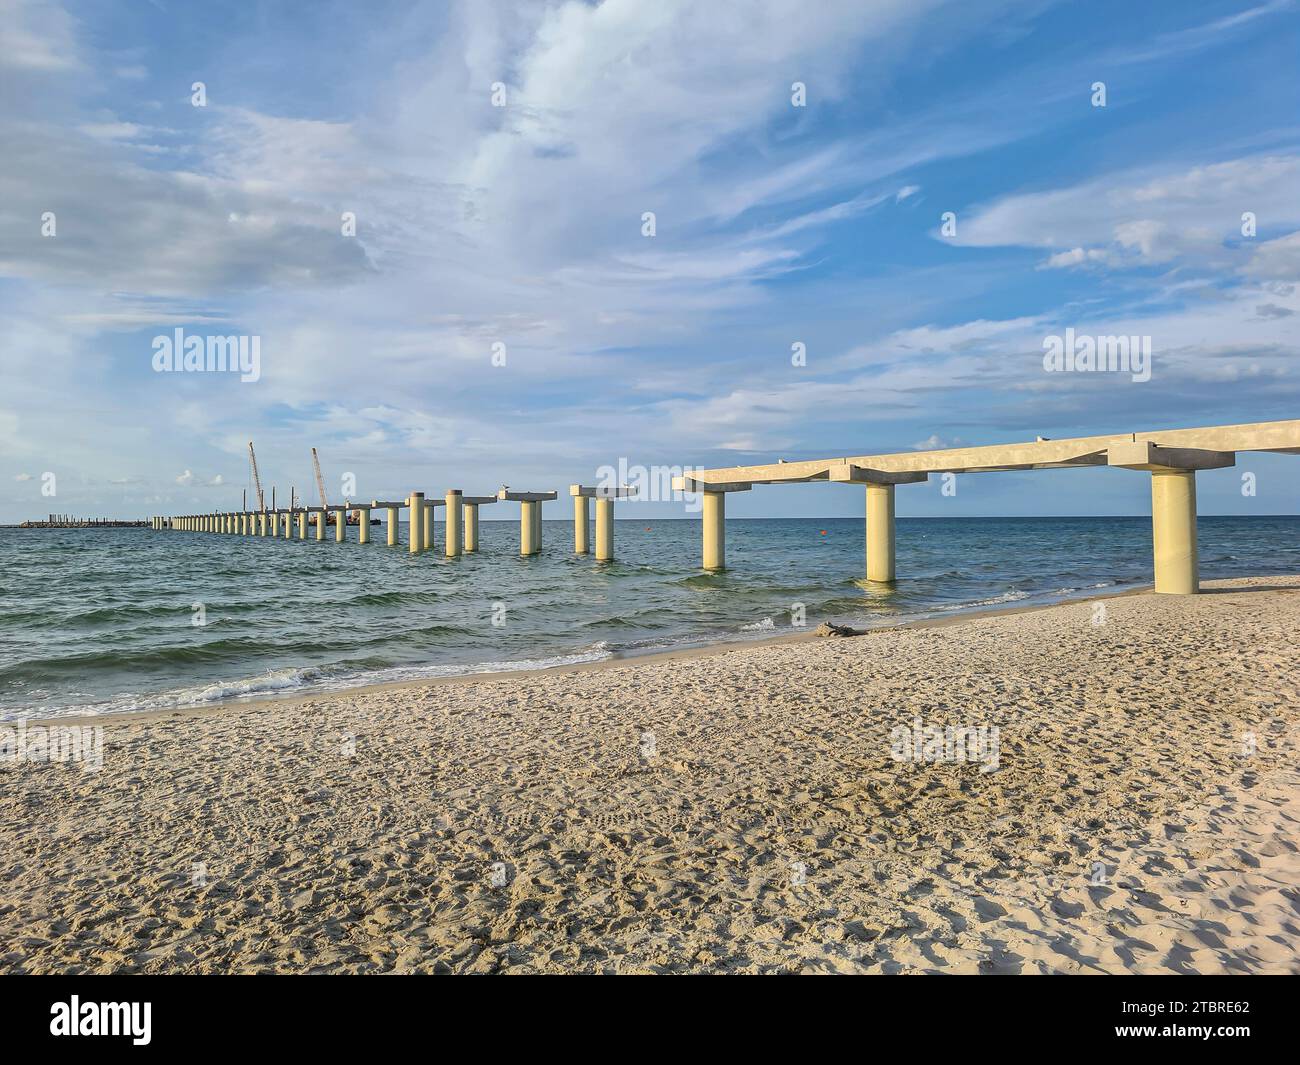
left=311, top=447, right=352, bottom=525
left=248, top=442, right=265, bottom=511
left=311, top=447, right=328, bottom=511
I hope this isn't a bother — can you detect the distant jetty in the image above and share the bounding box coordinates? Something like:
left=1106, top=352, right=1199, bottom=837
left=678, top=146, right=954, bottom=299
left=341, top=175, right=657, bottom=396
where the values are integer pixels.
left=7, top=515, right=149, bottom=529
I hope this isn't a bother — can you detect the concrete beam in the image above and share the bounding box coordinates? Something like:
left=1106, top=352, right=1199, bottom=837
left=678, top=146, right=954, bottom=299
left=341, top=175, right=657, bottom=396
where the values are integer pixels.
left=569, top=484, right=637, bottom=499
left=1107, top=441, right=1235, bottom=472
left=829, top=465, right=929, bottom=485
left=671, top=475, right=753, bottom=493
left=498, top=489, right=558, bottom=502
left=681, top=419, right=1299, bottom=486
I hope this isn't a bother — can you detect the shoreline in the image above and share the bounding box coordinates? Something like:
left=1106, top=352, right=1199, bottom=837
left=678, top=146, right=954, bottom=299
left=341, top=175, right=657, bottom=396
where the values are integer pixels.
left=5, top=574, right=1294, bottom=972
left=31, top=578, right=1158, bottom=729
left=4, top=574, right=1297, bottom=973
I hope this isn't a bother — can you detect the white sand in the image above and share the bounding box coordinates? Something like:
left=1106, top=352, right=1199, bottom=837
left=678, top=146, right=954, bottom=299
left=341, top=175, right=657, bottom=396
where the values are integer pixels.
left=2, top=576, right=1298, bottom=973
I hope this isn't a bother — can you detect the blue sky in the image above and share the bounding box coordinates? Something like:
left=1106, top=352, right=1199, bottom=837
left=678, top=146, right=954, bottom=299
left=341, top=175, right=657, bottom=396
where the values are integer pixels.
left=2, top=0, right=1298, bottom=521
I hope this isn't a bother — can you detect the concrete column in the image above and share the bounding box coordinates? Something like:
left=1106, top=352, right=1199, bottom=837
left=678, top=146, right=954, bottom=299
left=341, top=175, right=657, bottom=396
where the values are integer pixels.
left=409, top=492, right=424, bottom=554
left=335, top=510, right=345, bottom=542
left=446, top=491, right=462, bottom=556
left=298, top=511, right=307, bottom=539
left=423, top=502, right=435, bottom=552
left=386, top=505, right=399, bottom=546
left=520, top=500, right=537, bottom=556
left=574, top=495, right=590, bottom=554
left=865, top=482, right=896, bottom=584
left=702, top=491, right=725, bottom=570
left=358, top=507, right=371, bottom=544
left=1151, top=470, right=1199, bottom=594
left=463, top=503, right=479, bottom=552
left=311, top=511, right=322, bottom=541
left=285, top=512, right=293, bottom=538
left=258, top=512, right=266, bottom=536
left=595, top=498, right=614, bottom=561
left=533, top=501, right=543, bottom=551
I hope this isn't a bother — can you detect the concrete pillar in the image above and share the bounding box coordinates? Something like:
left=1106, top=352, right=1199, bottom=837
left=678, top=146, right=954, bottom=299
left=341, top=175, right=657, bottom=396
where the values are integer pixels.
left=312, top=511, right=323, bottom=541
left=386, top=505, right=399, bottom=546
left=520, top=500, right=537, bottom=556
left=595, top=498, right=614, bottom=561
left=335, top=510, right=345, bottom=542
left=258, top=512, right=267, bottom=536
left=533, top=501, right=543, bottom=551
left=702, top=491, right=725, bottom=570
left=1151, top=470, right=1198, bottom=594
left=409, top=492, right=424, bottom=554
left=284, top=512, right=293, bottom=538
left=358, top=507, right=371, bottom=544
left=865, top=482, right=896, bottom=584
left=574, top=495, right=590, bottom=554
left=297, top=511, right=307, bottom=539
left=423, top=503, right=435, bottom=552
left=446, top=490, right=462, bottom=556
left=463, top=503, right=479, bottom=552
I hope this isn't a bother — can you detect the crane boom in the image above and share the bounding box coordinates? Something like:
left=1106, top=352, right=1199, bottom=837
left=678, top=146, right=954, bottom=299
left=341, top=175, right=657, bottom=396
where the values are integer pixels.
left=311, top=447, right=329, bottom=509
left=248, top=442, right=265, bottom=511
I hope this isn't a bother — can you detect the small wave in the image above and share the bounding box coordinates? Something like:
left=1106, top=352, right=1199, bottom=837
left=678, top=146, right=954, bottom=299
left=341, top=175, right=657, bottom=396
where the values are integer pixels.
left=38, top=643, right=619, bottom=718
left=958, top=590, right=1031, bottom=609
left=740, top=617, right=776, bottom=632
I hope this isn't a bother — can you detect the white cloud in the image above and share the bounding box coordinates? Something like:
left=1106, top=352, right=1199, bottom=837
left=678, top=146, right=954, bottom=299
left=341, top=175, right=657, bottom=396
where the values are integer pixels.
left=949, top=155, right=1300, bottom=269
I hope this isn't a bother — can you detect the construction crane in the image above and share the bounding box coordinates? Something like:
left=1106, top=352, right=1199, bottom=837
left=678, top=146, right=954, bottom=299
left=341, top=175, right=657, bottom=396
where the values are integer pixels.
left=311, top=448, right=328, bottom=510
left=248, top=442, right=265, bottom=511
left=311, top=446, right=332, bottom=523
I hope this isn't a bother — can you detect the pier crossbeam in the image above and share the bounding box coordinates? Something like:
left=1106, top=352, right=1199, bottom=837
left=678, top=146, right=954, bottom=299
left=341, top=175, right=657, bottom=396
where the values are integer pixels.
left=675, top=419, right=1300, bottom=591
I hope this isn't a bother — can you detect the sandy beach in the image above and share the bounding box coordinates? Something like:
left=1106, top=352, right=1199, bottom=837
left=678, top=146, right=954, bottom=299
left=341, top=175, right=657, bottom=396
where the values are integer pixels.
left=3, top=575, right=1298, bottom=974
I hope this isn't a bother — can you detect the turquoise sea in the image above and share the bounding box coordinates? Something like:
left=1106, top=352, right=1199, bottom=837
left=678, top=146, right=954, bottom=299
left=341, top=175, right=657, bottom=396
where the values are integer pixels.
left=2, top=515, right=1298, bottom=720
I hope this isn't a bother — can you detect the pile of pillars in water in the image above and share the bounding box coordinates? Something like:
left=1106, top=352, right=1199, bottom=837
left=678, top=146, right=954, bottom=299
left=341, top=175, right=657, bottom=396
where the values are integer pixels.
left=154, top=484, right=638, bottom=560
